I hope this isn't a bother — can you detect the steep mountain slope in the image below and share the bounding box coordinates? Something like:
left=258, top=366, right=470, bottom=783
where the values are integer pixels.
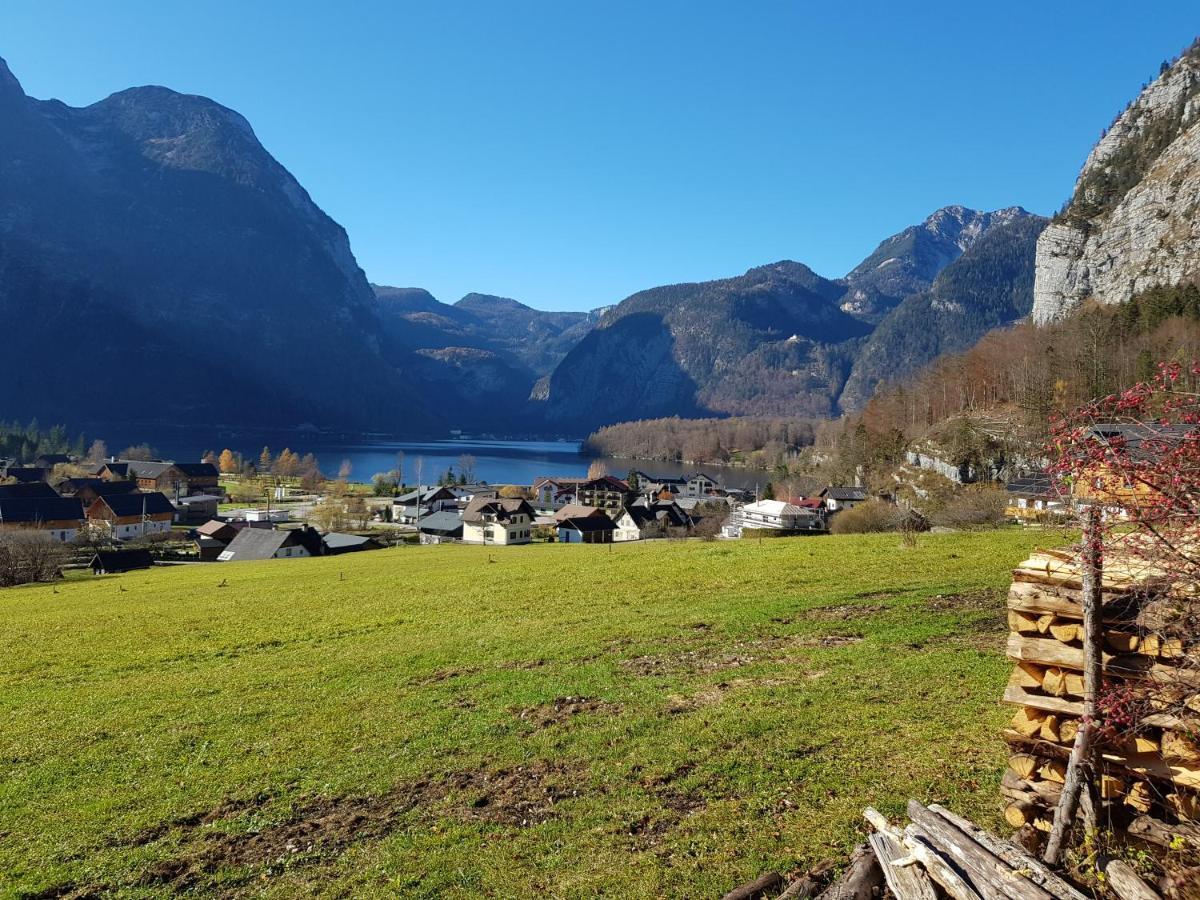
left=1033, top=39, right=1200, bottom=323
left=533, top=261, right=871, bottom=429
left=839, top=206, right=1031, bottom=321
left=0, top=56, right=434, bottom=431
left=373, top=286, right=597, bottom=377
left=536, top=206, right=1037, bottom=431
left=839, top=214, right=1047, bottom=409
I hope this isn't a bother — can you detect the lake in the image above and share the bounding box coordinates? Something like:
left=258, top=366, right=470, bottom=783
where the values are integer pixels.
left=99, top=428, right=768, bottom=490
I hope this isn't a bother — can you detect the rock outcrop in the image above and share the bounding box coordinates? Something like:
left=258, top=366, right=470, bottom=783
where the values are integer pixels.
left=1032, top=40, right=1200, bottom=323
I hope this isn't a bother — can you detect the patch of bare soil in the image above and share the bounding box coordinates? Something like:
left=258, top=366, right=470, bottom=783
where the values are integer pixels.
left=807, top=604, right=887, bottom=621
left=626, top=762, right=710, bottom=847
left=513, top=696, right=621, bottom=729
left=926, top=587, right=1003, bottom=611
left=74, top=760, right=592, bottom=894
left=796, top=634, right=863, bottom=648
left=664, top=676, right=793, bottom=714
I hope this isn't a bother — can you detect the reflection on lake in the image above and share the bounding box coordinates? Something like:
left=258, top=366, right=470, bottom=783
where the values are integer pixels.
left=104, top=429, right=769, bottom=491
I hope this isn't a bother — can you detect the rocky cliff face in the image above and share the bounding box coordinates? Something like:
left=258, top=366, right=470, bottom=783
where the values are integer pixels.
left=1032, top=40, right=1200, bottom=323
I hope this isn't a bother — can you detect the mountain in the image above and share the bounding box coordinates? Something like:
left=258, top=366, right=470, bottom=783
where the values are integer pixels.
left=536, top=207, right=1036, bottom=431
left=533, top=261, right=870, bottom=430
left=838, top=213, right=1047, bottom=409
left=373, top=286, right=597, bottom=377
left=1032, top=39, right=1200, bottom=323
left=838, top=206, right=1032, bottom=322
left=0, top=55, right=436, bottom=432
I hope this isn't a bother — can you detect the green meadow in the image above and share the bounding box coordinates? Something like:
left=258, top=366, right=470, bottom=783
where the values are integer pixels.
left=0, top=530, right=1054, bottom=898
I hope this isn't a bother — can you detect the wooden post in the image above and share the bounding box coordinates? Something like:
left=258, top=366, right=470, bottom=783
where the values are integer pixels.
left=1043, top=506, right=1102, bottom=865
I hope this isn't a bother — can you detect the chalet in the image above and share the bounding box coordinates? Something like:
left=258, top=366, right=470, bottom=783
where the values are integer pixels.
left=393, top=486, right=462, bottom=524
left=97, top=462, right=130, bottom=480
left=558, top=514, right=615, bottom=544
left=417, top=510, right=464, bottom=543
left=735, top=499, right=824, bottom=532
left=532, top=476, right=587, bottom=510
left=577, top=475, right=631, bottom=510
left=34, top=453, right=71, bottom=468
left=681, top=473, right=719, bottom=498
left=194, top=519, right=238, bottom=562
left=217, top=526, right=323, bottom=562
left=120, top=460, right=220, bottom=497
left=613, top=505, right=660, bottom=541
left=0, top=497, right=85, bottom=542
left=1070, top=424, right=1199, bottom=515
left=820, top=486, right=868, bottom=512
left=55, top=478, right=139, bottom=506
left=1005, top=473, right=1066, bottom=522
left=322, top=533, right=383, bottom=555
left=462, top=496, right=535, bottom=545
left=89, top=549, right=153, bottom=575
left=86, top=492, right=176, bottom=540
left=649, top=500, right=693, bottom=530
left=0, top=481, right=59, bottom=500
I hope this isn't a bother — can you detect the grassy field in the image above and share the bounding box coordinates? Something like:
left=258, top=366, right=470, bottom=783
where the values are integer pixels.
left=0, top=530, right=1055, bottom=898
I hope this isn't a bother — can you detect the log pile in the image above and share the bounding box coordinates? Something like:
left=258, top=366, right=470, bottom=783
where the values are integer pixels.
left=1001, top=549, right=1200, bottom=845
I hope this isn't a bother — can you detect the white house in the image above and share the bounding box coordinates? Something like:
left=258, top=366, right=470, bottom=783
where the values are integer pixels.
left=613, top=506, right=659, bottom=541
left=735, top=499, right=823, bottom=532
left=462, top=496, right=536, bottom=545
left=820, top=486, right=868, bottom=512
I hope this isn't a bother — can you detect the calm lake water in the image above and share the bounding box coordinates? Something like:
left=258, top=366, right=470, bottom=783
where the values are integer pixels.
left=97, top=428, right=767, bottom=490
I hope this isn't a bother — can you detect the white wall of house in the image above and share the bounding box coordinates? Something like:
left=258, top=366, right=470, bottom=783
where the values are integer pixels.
left=463, top=518, right=531, bottom=545
left=109, top=519, right=171, bottom=540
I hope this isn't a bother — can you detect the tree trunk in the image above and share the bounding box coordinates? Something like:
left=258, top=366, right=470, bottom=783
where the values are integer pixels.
left=1044, top=507, right=1102, bottom=866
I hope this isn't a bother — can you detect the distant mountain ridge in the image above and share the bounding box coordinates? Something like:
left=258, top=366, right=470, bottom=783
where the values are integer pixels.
left=0, top=53, right=1055, bottom=437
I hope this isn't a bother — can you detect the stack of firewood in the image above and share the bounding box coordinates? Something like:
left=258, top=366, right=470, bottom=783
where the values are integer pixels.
left=1001, top=548, right=1200, bottom=846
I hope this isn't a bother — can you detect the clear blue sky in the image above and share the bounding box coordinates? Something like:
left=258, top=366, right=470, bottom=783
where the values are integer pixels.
left=2, top=2, right=1196, bottom=311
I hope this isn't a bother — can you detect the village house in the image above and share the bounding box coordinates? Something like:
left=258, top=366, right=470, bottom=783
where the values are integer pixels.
left=322, top=533, right=383, bottom=555
left=734, top=499, right=824, bottom=533
left=393, top=486, right=464, bottom=524
left=0, top=481, right=59, bottom=500
left=117, top=460, right=220, bottom=497
left=681, top=473, right=719, bottom=498
left=1068, top=424, right=1198, bottom=517
left=820, top=486, right=868, bottom=513
left=576, top=475, right=631, bottom=511
left=462, top=496, right=535, bottom=545
left=1, top=466, right=50, bottom=484
left=172, top=493, right=221, bottom=525
left=0, top=496, right=85, bottom=542
left=613, top=505, right=660, bottom=541
left=218, top=526, right=323, bottom=561
left=558, top=514, right=616, bottom=544
left=1005, top=473, right=1066, bottom=522
left=532, top=476, right=587, bottom=511
left=55, top=478, right=139, bottom=506
left=194, top=519, right=238, bottom=562
left=417, top=510, right=464, bottom=543
left=89, top=549, right=154, bottom=575
left=86, top=492, right=176, bottom=540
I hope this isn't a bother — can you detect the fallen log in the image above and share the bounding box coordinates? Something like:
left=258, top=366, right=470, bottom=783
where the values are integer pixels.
left=1100, top=858, right=1160, bottom=900
left=1001, top=770, right=1063, bottom=805
left=1127, top=813, right=1200, bottom=850
left=720, top=871, right=783, bottom=900
left=925, top=805, right=1088, bottom=900
left=907, top=801, right=1056, bottom=900
left=905, top=821, right=1003, bottom=900
left=868, top=830, right=936, bottom=900
left=863, top=808, right=981, bottom=900
left=815, top=842, right=882, bottom=900
left=777, top=875, right=821, bottom=900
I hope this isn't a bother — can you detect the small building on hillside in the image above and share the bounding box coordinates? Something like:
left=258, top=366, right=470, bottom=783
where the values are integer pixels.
left=1005, top=472, right=1066, bottom=522
left=172, top=493, right=221, bottom=524
left=86, top=492, right=176, bottom=540
left=322, top=533, right=383, bottom=555
left=558, top=514, right=615, bottom=544
left=820, top=486, right=868, bottom=513
left=116, top=460, right=221, bottom=497
left=735, top=499, right=824, bottom=533
left=217, top=526, right=323, bottom=562
left=613, top=505, right=661, bottom=541
left=195, top=519, right=239, bottom=562
left=0, top=496, right=85, bottom=542
left=89, top=549, right=154, bottom=575
left=417, top=510, right=464, bottom=543
left=462, top=497, right=535, bottom=545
